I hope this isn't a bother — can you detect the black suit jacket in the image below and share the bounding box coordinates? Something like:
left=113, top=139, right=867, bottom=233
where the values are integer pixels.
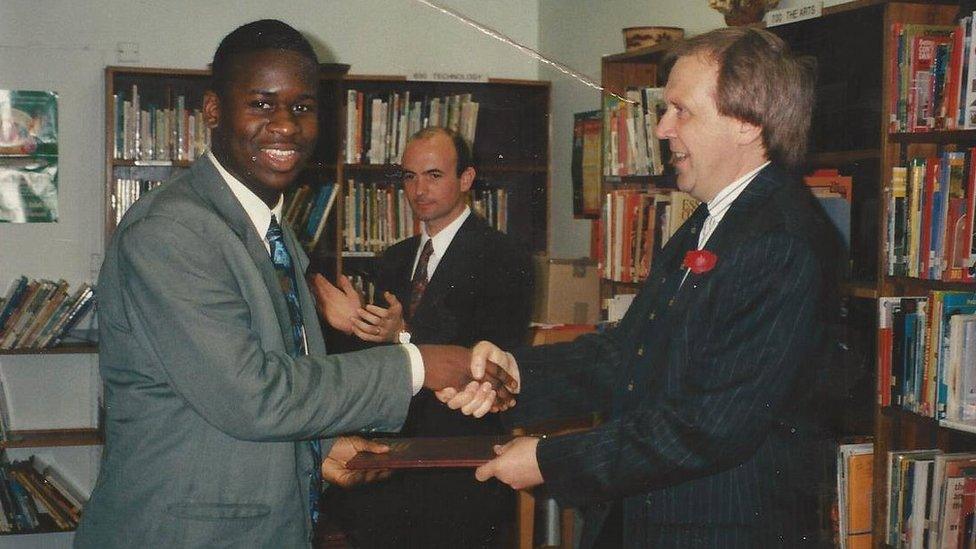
left=329, top=213, right=533, bottom=548
left=377, top=213, right=533, bottom=436
left=506, top=164, right=841, bottom=548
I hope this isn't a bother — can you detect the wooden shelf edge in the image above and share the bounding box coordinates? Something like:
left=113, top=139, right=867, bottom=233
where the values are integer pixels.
left=889, top=129, right=976, bottom=143
left=807, top=149, right=881, bottom=166
left=343, top=163, right=548, bottom=173
left=840, top=281, right=880, bottom=299
left=0, top=343, right=97, bottom=356
left=0, top=526, right=75, bottom=536
left=1, top=428, right=102, bottom=449
left=940, top=419, right=976, bottom=434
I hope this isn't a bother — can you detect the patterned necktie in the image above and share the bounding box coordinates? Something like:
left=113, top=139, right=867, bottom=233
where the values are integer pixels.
left=266, top=214, right=321, bottom=524
left=408, top=238, right=435, bottom=320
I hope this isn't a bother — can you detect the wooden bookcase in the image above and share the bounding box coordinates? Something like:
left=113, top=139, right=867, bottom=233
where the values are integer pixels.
left=0, top=346, right=101, bottom=536
left=598, top=42, right=676, bottom=304
left=104, top=69, right=550, bottom=293
left=328, top=75, right=550, bottom=291
left=772, top=1, right=976, bottom=546
left=103, top=64, right=350, bottom=248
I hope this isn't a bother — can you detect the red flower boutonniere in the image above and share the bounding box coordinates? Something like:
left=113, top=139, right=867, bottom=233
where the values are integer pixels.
left=682, top=250, right=718, bottom=274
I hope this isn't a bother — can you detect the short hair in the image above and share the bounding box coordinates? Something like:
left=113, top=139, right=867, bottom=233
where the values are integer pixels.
left=406, top=127, right=474, bottom=177
left=665, top=27, right=815, bottom=169
left=210, top=19, right=319, bottom=99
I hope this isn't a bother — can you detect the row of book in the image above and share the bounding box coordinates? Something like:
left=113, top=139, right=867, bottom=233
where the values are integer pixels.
left=282, top=182, right=338, bottom=251
left=344, top=90, right=479, bottom=166
left=837, top=442, right=873, bottom=549
left=596, top=189, right=698, bottom=283
left=111, top=178, right=163, bottom=226
left=877, top=292, right=976, bottom=423
left=889, top=14, right=976, bottom=132
left=111, top=85, right=211, bottom=162
left=887, top=152, right=976, bottom=282
left=342, top=179, right=508, bottom=254
left=0, top=455, right=85, bottom=534
left=885, top=449, right=976, bottom=548
left=602, top=87, right=665, bottom=177
left=0, top=278, right=94, bottom=351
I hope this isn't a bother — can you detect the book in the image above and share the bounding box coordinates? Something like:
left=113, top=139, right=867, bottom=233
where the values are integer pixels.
left=346, top=435, right=513, bottom=470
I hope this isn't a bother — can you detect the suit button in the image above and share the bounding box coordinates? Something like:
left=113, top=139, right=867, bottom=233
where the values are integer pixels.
left=627, top=381, right=634, bottom=391
left=637, top=346, right=644, bottom=356
left=668, top=298, right=675, bottom=307
left=660, top=276, right=666, bottom=284
left=648, top=312, right=656, bottom=320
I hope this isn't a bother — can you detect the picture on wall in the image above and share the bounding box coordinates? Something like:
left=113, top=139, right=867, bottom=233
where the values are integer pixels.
left=572, top=110, right=601, bottom=218
left=0, top=90, right=59, bottom=223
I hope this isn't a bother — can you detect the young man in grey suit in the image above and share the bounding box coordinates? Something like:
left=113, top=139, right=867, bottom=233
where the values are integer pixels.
left=312, top=127, right=532, bottom=547
left=446, top=27, right=842, bottom=548
left=74, top=20, right=513, bottom=548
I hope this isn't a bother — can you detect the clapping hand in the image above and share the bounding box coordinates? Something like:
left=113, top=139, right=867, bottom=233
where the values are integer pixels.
left=308, top=274, right=363, bottom=335
left=418, top=344, right=518, bottom=413
left=321, top=436, right=391, bottom=488
left=435, top=340, right=520, bottom=417
left=351, top=291, right=405, bottom=343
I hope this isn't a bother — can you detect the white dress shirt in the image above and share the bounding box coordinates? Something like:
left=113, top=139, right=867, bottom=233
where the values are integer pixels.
left=208, top=151, right=424, bottom=394
left=411, top=205, right=471, bottom=279
left=697, top=161, right=770, bottom=249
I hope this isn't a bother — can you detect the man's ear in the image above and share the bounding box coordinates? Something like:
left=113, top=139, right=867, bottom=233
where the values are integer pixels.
left=735, top=119, right=763, bottom=146
left=202, top=90, right=221, bottom=129
left=459, top=167, right=476, bottom=192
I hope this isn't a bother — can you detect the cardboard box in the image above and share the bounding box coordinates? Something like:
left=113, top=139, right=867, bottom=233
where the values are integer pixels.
left=531, top=255, right=600, bottom=325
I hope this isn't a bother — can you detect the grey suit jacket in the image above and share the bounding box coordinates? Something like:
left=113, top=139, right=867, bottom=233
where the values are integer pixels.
left=75, top=156, right=412, bottom=548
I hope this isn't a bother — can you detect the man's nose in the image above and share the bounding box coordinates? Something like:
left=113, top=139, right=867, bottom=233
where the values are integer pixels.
left=267, top=108, right=298, bottom=136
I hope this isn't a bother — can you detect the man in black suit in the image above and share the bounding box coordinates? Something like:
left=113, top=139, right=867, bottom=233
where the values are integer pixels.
left=443, top=27, right=841, bottom=548
left=312, top=127, right=533, bottom=547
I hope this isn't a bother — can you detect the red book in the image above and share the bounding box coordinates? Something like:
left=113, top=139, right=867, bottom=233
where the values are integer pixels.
left=919, top=158, right=939, bottom=278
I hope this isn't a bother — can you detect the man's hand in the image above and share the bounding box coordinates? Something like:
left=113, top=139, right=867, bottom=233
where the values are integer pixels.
left=418, top=344, right=518, bottom=409
left=321, top=436, right=391, bottom=488
left=475, top=437, right=543, bottom=490
left=308, top=274, right=363, bottom=335
left=436, top=340, right=520, bottom=416
left=351, top=291, right=405, bottom=343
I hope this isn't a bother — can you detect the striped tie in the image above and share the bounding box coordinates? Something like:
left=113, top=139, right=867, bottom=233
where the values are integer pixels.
left=408, top=238, right=435, bottom=320
left=266, top=215, right=321, bottom=524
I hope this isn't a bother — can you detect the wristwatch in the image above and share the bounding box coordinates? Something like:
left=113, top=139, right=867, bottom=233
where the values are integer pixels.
left=397, top=330, right=411, bottom=344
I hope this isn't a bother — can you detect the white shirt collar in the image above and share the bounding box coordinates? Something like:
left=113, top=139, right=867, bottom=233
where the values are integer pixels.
left=414, top=206, right=471, bottom=278
left=697, top=161, right=769, bottom=248
left=208, top=151, right=283, bottom=253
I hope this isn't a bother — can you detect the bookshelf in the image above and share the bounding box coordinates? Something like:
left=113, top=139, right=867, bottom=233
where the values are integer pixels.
left=597, top=42, right=677, bottom=305
left=104, top=64, right=350, bottom=258
left=327, top=75, right=550, bottom=290
left=769, top=1, right=976, bottom=545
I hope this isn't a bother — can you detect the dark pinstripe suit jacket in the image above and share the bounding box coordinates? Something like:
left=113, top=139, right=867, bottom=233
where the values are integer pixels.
left=506, top=163, right=840, bottom=548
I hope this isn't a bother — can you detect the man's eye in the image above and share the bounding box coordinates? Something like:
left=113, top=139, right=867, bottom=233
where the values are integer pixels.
left=293, top=103, right=316, bottom=114
left=250, top=100, right=272, bottom=110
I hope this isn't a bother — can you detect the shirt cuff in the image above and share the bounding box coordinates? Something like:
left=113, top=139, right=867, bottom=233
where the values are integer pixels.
left=404, top=343, right=424, bottom=395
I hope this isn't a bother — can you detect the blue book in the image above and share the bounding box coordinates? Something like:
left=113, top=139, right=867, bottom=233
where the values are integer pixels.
left=0, top=277, right=28, bottom=333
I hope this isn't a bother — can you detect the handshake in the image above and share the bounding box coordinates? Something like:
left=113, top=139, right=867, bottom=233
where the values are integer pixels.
left=418, top=341, right=519, bottom=416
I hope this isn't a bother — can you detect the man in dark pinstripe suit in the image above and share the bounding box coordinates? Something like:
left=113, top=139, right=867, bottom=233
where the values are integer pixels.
left=440, top=26, right=841, bottom=548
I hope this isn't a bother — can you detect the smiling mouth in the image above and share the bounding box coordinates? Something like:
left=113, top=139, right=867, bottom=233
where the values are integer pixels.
left=258, top=147, right=303, bottom=170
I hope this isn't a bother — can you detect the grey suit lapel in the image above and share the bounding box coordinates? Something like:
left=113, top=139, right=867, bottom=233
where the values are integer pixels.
left=188, top=156, right=298, bottom=355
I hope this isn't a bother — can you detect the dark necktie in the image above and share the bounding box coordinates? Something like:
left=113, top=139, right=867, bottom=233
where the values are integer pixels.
left=408, top=238, right=434, bottom=320
left=266, top=214, right=321, bottom=524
